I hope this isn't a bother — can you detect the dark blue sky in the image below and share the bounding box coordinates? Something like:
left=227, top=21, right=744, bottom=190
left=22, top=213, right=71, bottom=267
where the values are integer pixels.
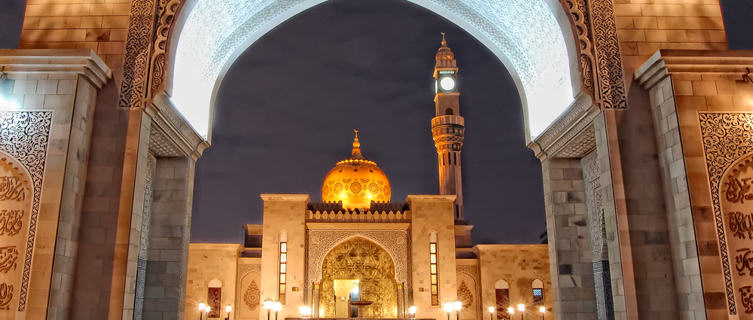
left=1, top=0, right=751, bottom=245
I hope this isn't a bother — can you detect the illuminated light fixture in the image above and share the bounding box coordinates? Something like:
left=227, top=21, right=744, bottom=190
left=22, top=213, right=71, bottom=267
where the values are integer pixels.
left=299, top=305, right=312, bottom=319
left=198, top=302, right=206, bottom=311
left=507, top=306, right=515, bottom=315
left=408, top=305, right=417, bottom=315
left=272, top=301, right=282, bottom=311
left=517, top=304, right=525, bottom=312
left=453, top=301, right=462, bottom=311
left=443, top=302, right=454, bottom=313
left=488, top=306, right=495, bottom=320
left=539, top=306, right=545, bottom=313
left=439, top=76, right=456, bottom=91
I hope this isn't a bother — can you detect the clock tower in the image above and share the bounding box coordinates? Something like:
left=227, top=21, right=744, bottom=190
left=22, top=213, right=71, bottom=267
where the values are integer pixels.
left=431, top=33, right=466, bottom=221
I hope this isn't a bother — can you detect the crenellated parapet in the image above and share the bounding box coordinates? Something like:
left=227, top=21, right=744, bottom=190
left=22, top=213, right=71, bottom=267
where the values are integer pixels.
left=306, top=210, right=410, bottom=222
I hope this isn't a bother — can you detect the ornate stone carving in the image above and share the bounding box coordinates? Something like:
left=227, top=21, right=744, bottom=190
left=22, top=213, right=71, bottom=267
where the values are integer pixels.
left=699, top=112, right=753, bottom=315
left=0, top=210, right=23, bottom=237
left=0, top=283, right=12, bottom=310
left=320, top=237, right=397, bottom=318
left=307, top=230, right=408, bottom=284
left=458, top=280, right=473, bottom=308
left=559, top=0, right=626, bottom=110
left=0, top=247, right=17, bottom=274
left=120, top=0, right=185, bottom=109
left=0, top=111, right=51, bottom=311
left=243, top=280, right=260, bottom=310
left=0, top=177, right=26, bottom=201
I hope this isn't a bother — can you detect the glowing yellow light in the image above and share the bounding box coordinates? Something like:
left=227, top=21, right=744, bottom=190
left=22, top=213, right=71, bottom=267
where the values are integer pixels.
left=226, top=305, right=232, bottom=313
left=507, top=307, right=515, bottom=315
left=517, top=304, right=525, bottom=312
left=408, top=306, right=417, bottom=315
left=488, top=306, right=495, bottom=313
left=539, top=306, right=546, bottom=313
left=198, top=302, right=206, bottom=311
left=299, top=306, right=312, bottom=316
left=339, top=192, right=347, bottom=199
left=443, top=302, right=454, bottom=312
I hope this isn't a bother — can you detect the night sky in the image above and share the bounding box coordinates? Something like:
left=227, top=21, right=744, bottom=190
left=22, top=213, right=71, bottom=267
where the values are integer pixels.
left=0, top=0, right=751, bottom=245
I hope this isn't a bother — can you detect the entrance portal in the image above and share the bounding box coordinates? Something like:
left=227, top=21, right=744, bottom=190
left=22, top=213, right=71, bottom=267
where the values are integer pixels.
left=320, top=237, right=398, bottom=318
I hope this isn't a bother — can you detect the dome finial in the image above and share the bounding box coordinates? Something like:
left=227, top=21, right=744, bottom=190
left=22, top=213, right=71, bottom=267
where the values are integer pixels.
left=441, top=32, right=447, bottom=47
left=351, top=129, right=363, bottom=159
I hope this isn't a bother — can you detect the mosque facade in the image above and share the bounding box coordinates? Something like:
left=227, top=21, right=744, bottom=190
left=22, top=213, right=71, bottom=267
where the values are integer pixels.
left=184, top=38, right=551, bottom=320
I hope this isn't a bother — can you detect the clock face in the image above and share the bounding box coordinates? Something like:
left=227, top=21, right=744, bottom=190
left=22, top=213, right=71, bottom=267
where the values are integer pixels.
left=439, top=76, right=456, bottom=91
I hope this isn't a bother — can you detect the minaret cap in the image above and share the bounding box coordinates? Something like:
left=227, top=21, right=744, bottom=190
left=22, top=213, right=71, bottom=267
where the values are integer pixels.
left=435, top=32, right=456, bottom=68
left=351, top=129, right=363, bottom=159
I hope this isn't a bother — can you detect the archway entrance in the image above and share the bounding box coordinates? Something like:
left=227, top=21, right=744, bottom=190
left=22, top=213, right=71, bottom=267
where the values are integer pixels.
left=319, top=237, right=398, bottom=318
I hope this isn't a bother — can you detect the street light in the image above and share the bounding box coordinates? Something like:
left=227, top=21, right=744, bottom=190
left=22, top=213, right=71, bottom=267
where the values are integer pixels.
left=263, top=300, right=274, bottom=320
left=488, top=306, right=495, bottom=320
left=408, top=305, right=417, bottom=319
left=443, top=302, right=454, bottom=320
left=204, top=305, right=211, bottom=318
left=273, top=301, right=282, bottom=320
left=538, top=306, right=545, bottom=320
left=225, top=305, right=232, bottom=320
left=507, top=306, right=515, bottom=320
left=453, top=301, right=462, bottom=320
left=198, top=302, right=206, bottom=320
left=517, top=304, right=525, bottom=320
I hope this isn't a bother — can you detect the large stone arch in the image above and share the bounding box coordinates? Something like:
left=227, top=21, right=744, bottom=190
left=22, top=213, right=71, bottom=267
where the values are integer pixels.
left=115, top=0, right=626, bottom=143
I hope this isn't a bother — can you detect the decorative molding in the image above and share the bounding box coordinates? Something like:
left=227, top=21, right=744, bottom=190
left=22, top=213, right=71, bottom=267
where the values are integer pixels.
left=559, top=0, right=626, bottom=110
left=306, top=210, right=410, bottom=223
left=307, top=230, right=409, bottom=284
left=699, top=112, right=753, bottom=315
left=636, top=50, right=753, bottom=90
left=120, top=0, right=185, bottom=109
left=0, top=111, right=52, bottom=311
left=530, top=92, right=599, bottom=159
left=147, top=92, right=209, bottom=159
left=0, top=49, right=112, bottom=89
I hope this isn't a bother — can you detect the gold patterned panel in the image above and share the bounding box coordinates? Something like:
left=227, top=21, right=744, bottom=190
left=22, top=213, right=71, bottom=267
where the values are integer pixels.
left=0, top=155, right=31, bottom=315
left=319, top=237, right=397, bottom=318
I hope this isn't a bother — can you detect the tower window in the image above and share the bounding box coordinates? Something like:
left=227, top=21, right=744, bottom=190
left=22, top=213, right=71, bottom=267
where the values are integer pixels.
left=429, top=233, right=439, bottom=306
left=445, top=108, right=453, bottom=115
left=279, top=241, right=287, bottom=304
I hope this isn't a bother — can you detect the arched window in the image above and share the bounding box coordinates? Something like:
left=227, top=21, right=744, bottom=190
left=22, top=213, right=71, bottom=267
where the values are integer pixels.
left=445, top=108, right=454, bottom=115
left=494, top=280, right=509, bottom=320
left=532, top=279, right=544, bottom=305
left=208, top=279, right=222, bottom=318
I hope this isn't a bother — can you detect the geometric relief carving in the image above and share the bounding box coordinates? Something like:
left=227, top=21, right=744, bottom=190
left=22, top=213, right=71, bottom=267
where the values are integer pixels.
left=559, top=0, right=626, bottom=110
left=700, top=112, right=753, bottom=316
left=307, top=230, right=408, bottom=284
left=120, top=0, right=185, bottom=109
left=457, top=280, right=473, bottom=309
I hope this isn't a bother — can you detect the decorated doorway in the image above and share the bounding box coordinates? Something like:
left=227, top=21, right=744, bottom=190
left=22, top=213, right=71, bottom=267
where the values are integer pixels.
left=319, top=237, right=398, bottom=318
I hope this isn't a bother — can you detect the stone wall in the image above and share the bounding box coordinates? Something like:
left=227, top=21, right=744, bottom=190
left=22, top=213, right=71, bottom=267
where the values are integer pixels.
left=185, top=243, right=242, bottom=320
left=476, top=244, right=552, bottom=320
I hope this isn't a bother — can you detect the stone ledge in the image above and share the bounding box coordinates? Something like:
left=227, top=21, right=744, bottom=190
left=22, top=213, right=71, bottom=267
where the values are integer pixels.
left=635, top=49, right=753, bottom=90
left=148, top=91, right=209, bottom=159
left=0, top=49, right=112, bottom=89
left=260, top=194, right=311, bottom=202
left=529, top=92, right=599, bottom=160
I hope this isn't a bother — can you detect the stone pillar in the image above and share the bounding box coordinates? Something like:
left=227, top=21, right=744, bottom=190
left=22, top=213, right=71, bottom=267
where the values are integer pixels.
left=540, top=157, right=597, bottom=320
left=141, top=156, right=195, bottom=320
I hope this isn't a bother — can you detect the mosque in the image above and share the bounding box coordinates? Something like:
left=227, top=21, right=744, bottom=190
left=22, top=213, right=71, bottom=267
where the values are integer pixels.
left=184, top=37, right=551, bottom=320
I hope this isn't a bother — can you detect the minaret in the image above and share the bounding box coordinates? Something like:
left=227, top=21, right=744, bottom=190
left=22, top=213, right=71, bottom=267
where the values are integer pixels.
left=431, top=33, right=465, bottom=222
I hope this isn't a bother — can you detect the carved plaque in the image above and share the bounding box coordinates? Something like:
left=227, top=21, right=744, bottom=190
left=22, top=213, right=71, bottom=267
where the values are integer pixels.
left=0, top=155, right=31, bottom=315
left=723, top=155, right=753, bottom=317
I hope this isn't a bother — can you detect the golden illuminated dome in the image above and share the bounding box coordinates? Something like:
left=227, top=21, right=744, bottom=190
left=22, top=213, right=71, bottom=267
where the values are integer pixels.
left=321, top=130, right=391, bottom=209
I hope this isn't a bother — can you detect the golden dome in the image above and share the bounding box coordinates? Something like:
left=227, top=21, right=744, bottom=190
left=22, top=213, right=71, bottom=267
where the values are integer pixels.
left=321, top=130, right=391, bottom=209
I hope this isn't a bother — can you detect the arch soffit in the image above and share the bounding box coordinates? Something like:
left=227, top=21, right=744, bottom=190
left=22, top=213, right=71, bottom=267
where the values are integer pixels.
left=166, top=0, right=579, bottom=141
left=319, top=234, right=398, bottom=277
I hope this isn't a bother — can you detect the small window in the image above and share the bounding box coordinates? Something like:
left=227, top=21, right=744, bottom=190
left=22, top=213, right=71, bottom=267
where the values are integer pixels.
left=279, top=241, right=288, bottom=304
left=532, top=279, right=544, bottom=305
left=429, top=234, right=439, bottom=306
left=445, top=108, right=454, bottom=115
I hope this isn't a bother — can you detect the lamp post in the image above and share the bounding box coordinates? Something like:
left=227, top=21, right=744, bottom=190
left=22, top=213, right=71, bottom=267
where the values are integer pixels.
left=199, top=302, right=206, bottom=320
left=517, top=304, right=525, bottom=320
left=408, top=305, right=417, bottom=319
left=273, top=301, right=282, bottom=320
left=263, top=300, right=273, bottom=320
left=453, top=301, right=462, bottom=320
left=443, top=302, right=454, bottom=320
left=488, top=306, right=495, bottom=320
left=225, top=305, right=232, bottom=320
left=507, top=307, right=515, bottom=320
left=204, top=306, right=211, bottom=318
left=538, top=306, right=545, bottom=320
